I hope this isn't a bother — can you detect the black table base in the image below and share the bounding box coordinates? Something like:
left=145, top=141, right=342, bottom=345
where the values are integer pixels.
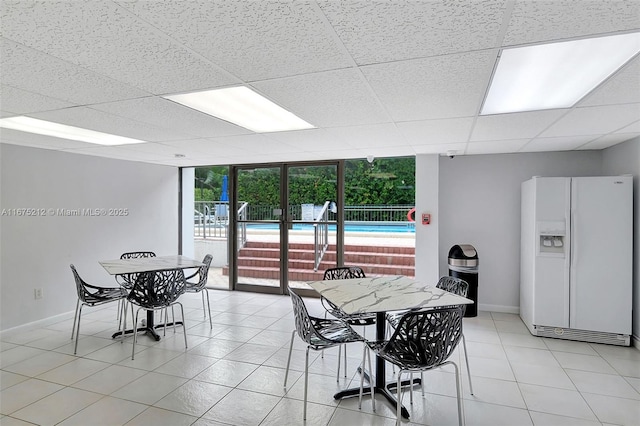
left=111, top=310, right=182, bottom=342
left=334, top=372, right=421, bottom=419
left=332, top=312, right=420, bottom=419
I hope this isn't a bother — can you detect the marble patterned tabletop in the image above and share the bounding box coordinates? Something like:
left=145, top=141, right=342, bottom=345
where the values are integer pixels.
left=99, top=255, right=203, bottom=275
left=307, top=275, right=473, bottom=315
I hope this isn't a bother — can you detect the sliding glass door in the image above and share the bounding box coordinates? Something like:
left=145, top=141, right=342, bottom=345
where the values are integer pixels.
left=231, top=161, right=342, bottom=295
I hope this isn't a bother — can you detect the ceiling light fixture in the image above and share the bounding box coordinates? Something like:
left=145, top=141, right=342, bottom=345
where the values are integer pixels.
left=164, top=86, right=315, bottom=133
left=0, top=116, right=146, bottom=145
left=481, top=32, right=640, bottom=115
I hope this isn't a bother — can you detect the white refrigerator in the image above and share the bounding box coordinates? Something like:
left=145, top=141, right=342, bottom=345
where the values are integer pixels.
left=520, top=176, right=632, bottom=345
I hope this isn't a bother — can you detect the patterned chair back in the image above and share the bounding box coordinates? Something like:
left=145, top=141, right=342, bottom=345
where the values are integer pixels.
left=128, top=269, right=186, bottom=309
left=189, top=254, right=213, bottom=290
left=118, top=251, right=156, bottom=288
left=384, top=306, right=463, bottom=369
left=323, top=266, right=366, bottom=280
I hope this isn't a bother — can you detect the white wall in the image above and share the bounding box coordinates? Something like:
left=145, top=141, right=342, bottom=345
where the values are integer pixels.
left=602, top=137, right=640, bottom=342
left=0, top=144, right=179, bottom=330
left=437, top=151, right=602, bottom=313
left=414, top=154, right=440, bottom=283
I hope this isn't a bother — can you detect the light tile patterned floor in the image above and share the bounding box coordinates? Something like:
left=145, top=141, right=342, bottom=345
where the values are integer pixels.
left=1, top=290, right=639, bottom=425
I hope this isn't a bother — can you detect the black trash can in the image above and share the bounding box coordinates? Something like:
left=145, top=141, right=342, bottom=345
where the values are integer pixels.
left=448, top=244, right=479, bottom=317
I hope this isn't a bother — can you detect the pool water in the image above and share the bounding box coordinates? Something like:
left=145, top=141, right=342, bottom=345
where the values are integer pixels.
left=246, top=223, right=415, bottom=233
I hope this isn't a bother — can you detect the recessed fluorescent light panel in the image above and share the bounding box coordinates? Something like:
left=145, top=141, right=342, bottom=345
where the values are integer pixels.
left=164, top=86, right=315, bottom=133
left=0, top=116, right=145, bottom=145
left=481, top=32, right=640, bottom=115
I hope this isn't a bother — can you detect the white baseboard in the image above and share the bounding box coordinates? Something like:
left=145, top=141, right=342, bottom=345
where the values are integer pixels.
left=478, top=304, right=519, bottom=314
left=0, top=311, right=74, bottom=337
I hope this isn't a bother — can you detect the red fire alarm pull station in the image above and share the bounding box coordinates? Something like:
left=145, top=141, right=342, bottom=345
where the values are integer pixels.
left=422, top=213, right=431, bottom=225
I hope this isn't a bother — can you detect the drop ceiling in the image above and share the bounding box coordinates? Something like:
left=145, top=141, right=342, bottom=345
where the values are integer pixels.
left=1, top=0, right=639, bottom=167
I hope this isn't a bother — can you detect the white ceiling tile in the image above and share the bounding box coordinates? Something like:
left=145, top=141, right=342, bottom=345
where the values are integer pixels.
left=398, top=118, right=474, bottom=145
left=319, top=0, right=508, bottom=64
left=616, top=119, right=640, bottom=133
left=1, top=1, right=638, bottom=165
left=1, top=1, right=239, bottom=95
left=0, top=129, right=93, bottom=150
left=578, top=133, right=640, bottom=150
left=264, top=128, right=351, bottom=150
left=503, top=0, right=640, bottom=46
left=323, top=124, right=408, bottom=148
left=579, top=57, right=640, bottom=107
left=520, top=135, right=601, bottom=152
left=30, top=107, right=191, bottom=143
left=362, top=51, right=498, bottom=121
left=161, top=138, right=247, bottom=157
left=412, top=142, right=467, bottom=155
left=117, top=0, right=353, bottom=81
left=0, top=85, right=75, bottom=115
left=466, top=139, right=530, bottom=154
left=62, top=145, right=172, bottom=162
left=89, top=97, right=250, bottom=139
left=540, top=104, right=640, bottom=137
left=211, top=134, right=296, bottom=156
left=252, top=68, right=390, bottom=128
left=0, top=39, right=148, bottom=104
left=471, top=110, right=567, bottom=141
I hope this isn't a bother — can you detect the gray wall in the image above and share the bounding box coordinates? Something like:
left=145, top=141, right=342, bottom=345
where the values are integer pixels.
left=438, top=151, right=603, bottom=313
left=0, top=144, right=179, bottom=330
left=602, top=137, right=640, bottom=342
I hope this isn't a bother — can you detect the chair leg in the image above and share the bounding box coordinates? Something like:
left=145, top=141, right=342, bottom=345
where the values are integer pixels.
left=73, top=303, right=84, bottom=355
left=343, top=344, right=348, bottom=378
left=396, top=370, right=403, bottom=426
left=366, top=345, right=375, bottom=412
left=410, top=373, right=414, bottom=404
left=359, top=344, right=366, bottom=409
left=132, top=309, right=140, bottom=360
left=452, top=362, right=463, bottom=426
left=462, top=333, right=473, bottom=395
left=204, top=289, right=212, bottom=328
left=71, top=299, right=80, bottom=340
left=201, top=290, right=206, bottom=319
left=303, top=346, right=310, bottom=421
left=359, top=345, right=376, bottom=411
left=336, top=345, right=342, bottom=381
left=177, top=303, right=187, bottom=349
left=283, top=330, right=295, bottom=388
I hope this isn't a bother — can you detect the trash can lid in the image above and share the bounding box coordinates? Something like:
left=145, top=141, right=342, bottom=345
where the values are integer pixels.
left=448, top=244, right=478, bottom=259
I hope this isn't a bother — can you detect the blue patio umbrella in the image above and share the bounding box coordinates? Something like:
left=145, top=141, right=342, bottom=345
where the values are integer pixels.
left=220, top=175, right=229, bottom=202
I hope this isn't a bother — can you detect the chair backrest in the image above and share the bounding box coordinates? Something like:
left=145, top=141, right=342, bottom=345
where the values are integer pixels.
left=118, top=251, right=156, bottom=288
left=71, top=264, right=91, bottom=303
left=436, top=276, right=468, bottom=297
left=127, top=268, right=186, bottom=309
left=436, top=276, right=469, bottom=314
left=70, top=264, right=115, bottom=305
left=323, top=266, right=366, bottom=280
left=385, top=306, right=463, bottom=369
left=289, top=286, right=343, bottom=347
left=120, top=251, right=156, bottom=259
left=189, top=254, right=213, bottom=290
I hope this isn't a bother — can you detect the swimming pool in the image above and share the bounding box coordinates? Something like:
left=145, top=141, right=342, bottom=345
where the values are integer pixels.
left=245, top=222, right=416, bottom=233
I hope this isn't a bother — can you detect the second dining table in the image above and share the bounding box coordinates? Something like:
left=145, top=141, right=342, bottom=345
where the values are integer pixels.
left=307, top=275, right=473, bottom=420
left=100, top=255, right=204, bottom=341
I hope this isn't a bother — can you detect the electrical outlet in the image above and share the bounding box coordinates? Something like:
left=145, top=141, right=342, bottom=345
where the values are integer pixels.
left=34, top=288, right=44, bottom=299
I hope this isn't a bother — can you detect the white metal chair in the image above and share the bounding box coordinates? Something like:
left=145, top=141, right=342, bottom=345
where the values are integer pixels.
left=127, top=268, right=187, bottom=360
left=284, top=286, right=370, bottom=421
left=184, top=254, right=213, bottom=328
left=361, top=306, right=465, bottom=426
left=70, top=264, right=127, bottom=355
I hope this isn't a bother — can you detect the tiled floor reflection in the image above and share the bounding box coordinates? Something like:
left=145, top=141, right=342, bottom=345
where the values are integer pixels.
left=1, top=290, right=639, bottom=425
